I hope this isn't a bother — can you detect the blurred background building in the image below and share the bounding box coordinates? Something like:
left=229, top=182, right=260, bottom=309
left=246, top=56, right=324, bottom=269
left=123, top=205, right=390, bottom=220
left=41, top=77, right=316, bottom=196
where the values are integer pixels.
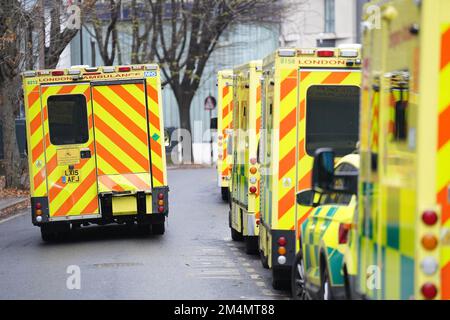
left=56, top=0, right=368, bottom=164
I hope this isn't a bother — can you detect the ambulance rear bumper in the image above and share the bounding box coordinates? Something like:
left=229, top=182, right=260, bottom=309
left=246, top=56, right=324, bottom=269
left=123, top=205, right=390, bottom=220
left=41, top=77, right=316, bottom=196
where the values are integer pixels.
left=31, top=186, right=169, bottom=226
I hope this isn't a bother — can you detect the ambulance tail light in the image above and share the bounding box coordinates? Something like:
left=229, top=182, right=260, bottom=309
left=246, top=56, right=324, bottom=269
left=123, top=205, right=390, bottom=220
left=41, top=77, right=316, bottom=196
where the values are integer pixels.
left=51, top=70, right=65, bottom=76
left=250, top=158, right=257, bottom=165
left=250, top=167, right=257, bottom=175
left=422, top=210, right=438, bottom=226
left=277, top=237, right=287, bottom=246
left=317, top=50, right=334, bottom=57
left=158, top=193, right=164, bottom=200
left=35, top=202, right=42, bottom=210
left=339, top=223, right=352, bottom=244
left=249, top=186, right=257, bottom=194
left=118, top=66, right=131, bottom=72
left=421, top=283, right=438, bottom=300
left=158, top=206, right=165, bottom=213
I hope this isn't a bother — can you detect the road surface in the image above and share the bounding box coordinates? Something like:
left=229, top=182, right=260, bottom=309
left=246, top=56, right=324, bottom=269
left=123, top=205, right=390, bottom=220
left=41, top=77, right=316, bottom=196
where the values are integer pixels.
left=0, top=168, right=289, bottom=300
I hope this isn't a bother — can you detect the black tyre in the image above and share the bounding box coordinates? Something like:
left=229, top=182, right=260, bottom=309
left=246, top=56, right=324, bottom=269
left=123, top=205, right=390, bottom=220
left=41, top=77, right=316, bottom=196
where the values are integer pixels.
left=221, top=187, right=229, bottom=202
left=40, top=226, right=57, bottom=242
left=291, top=251, right=309, bottom=300
left=152, top=223, right=165, bottom=235
left=272, top=268, right=290, bottom=291
left=259, top=249, right=269, bottom=269
left=137, top=223, right=152, bottom=235
left=244, top=236, right=258, bottom=255
left=343, top=265, right=352, bottom=300
left=319, top=264, right=334, bottom=300
left=231, top=227, right=243, bottom=241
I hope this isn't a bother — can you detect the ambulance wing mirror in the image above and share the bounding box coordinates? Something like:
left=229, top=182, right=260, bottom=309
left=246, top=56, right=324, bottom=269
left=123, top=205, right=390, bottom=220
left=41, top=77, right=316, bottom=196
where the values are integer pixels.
left=312, top=148, right=335, bottom=193
left=296, top=189, right=319, bottom=208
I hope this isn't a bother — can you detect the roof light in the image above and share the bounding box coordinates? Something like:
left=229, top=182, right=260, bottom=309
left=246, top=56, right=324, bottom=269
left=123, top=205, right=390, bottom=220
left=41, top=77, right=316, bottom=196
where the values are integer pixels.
left=51, top=70, right=65, bottom=76
left=23, top=71, right=36, bottom=77
left=132, top=65, right=145, bottom=70
left=299, top=49, right=315, bottom=55
left=317, top=50, right=335, bottom=57
left=278, top=49, right=296, bottom=57
left=340, top=49, right=359, bottom=58
left=118, top=66, right=131, bottom=72
left=85, top=67, right=98, bottom=72
left=68, top=69, right=81, bottom=75
left=103, top=66, right=115, bottom=73
left=145, top=65, right=157, bottom=70
left=38, top=70, right=50, bottom=76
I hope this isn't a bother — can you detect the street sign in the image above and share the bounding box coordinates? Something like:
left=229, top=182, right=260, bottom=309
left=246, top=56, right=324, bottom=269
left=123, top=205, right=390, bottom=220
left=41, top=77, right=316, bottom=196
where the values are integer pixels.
left=204, top=95, right=216, bottom=110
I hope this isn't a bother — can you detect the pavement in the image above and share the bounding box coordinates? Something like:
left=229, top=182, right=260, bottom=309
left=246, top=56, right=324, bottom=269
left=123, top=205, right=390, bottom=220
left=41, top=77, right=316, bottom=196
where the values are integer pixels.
left=0, top=168, right=290, bottom=300
left=0, top=197, right=29, bottom=220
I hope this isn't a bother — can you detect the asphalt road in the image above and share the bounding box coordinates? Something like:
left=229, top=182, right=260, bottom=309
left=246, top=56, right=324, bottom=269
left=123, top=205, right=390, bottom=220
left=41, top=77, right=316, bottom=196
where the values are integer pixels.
left=0, top=168, right=289, bottom=300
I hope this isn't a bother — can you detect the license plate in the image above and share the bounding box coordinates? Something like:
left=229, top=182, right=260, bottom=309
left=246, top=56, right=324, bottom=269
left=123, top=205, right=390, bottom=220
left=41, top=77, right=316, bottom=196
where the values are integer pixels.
left=62, top=169, right=80, bottom=184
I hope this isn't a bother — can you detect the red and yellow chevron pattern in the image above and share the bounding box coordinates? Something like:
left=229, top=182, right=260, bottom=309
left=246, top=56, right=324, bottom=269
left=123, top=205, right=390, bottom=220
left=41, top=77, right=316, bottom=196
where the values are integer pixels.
left=27, top=85, right=47, bottom=197
left=219, top=82, right=233, bottom=184
left=92, top=83, right=153, bottom=193
left=41, top=84, right=99, bottom=217
left=438, top=24, right=450, bottom=299
left=146, top=81, right=166, bottom=187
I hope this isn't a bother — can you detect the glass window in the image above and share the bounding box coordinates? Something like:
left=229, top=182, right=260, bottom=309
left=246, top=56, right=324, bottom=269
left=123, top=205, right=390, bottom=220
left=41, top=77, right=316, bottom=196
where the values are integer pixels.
left=320, top=163, right=358, bottom=205
left=324, top=0, right=335, bottom=33
left=306, top=85, right=360, bottom=156
left=47, top=94, right=89, bottom=145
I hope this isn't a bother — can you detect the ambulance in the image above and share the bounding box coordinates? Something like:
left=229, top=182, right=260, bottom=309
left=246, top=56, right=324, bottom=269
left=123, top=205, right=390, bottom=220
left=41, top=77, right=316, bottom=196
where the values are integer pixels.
left=259, top=47, right=361, bottom=289
left=22, top=64, right=169, bottom=241
left=229, top=60, right=262, bottom=254
left=313, top=0, right=450, bottom=300
left=216, top=70, right=234, bottom=202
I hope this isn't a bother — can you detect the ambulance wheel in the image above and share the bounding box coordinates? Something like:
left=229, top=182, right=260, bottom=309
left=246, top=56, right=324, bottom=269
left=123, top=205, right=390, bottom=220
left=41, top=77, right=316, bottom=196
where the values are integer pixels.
left=292, top=251, right=308, bottom=300
left=272, top=268, right=290, bottom=291
left=152, top=223, right=165, bottom=235
left=259, top=250, right=269, bottom=269
left=40, top=227, right=57, bottom=242
left=221, top=187, right=229, bottom=202
left=244, top=236, right=258, bottom=254
left=319, top=264, right=334, bottom=300
left=137, top=223, right=152, bottom=236
left=231, top=227, right=243, bottom=241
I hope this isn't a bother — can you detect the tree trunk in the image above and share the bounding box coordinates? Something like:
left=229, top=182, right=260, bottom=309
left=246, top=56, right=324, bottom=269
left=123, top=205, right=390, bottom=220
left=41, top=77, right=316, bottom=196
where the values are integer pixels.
left=0, top=76, right=25, bottom=188
left=176, top=93, right=194, bottom=164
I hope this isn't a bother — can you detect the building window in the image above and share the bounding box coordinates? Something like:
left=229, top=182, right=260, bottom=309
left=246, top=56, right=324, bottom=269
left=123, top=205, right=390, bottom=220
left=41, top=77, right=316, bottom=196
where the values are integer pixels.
left=324, top=0, right=335, bottom=33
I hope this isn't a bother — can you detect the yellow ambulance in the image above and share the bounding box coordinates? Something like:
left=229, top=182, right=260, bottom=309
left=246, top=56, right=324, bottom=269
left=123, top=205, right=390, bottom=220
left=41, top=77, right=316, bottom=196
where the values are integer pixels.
left=259, top=47, right=361, bottom=289
left=313, top=0, right=450, bottom=300
left=22, top=64, right=169, bottom=241
left=229, top=60, right=262, bottom=254
left=216, top=70, right=234, bottom=201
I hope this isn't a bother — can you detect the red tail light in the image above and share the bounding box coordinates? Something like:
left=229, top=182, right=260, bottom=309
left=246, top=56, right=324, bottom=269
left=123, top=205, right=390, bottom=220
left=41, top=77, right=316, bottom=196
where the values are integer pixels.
left=35, top=202, right=42, bottom=209
left=422, top=210, right=438, bottom=226
left=277, top=237, right=287, bottom=246
left=421, top=283, right=438, bottom=300
left=339, top=223, right=352, bottom=244
left=249, top=186, right=257, bottom=194
left=118, top=66, right=131, bottom=72
left=158, top=206, right=165, bottom=213
left=51, top=70, right=64, bottom=76
left=158, top=193, right=164, bottom=200
left=317, top=50, right=334, bottom=57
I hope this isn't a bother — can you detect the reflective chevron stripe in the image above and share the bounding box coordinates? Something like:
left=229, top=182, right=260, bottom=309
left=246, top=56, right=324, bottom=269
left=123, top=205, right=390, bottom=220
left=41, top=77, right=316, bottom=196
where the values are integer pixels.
left=41, top=84, right=99, bottom=217
left=438, top=24, right=450, bottom=300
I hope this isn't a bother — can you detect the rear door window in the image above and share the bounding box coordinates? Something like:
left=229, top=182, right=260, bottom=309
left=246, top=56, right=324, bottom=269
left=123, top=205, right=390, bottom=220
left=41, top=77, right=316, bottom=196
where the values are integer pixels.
left=306, top=85, right=360, bottom=156
left=47, top=94, right=89, bottom=145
